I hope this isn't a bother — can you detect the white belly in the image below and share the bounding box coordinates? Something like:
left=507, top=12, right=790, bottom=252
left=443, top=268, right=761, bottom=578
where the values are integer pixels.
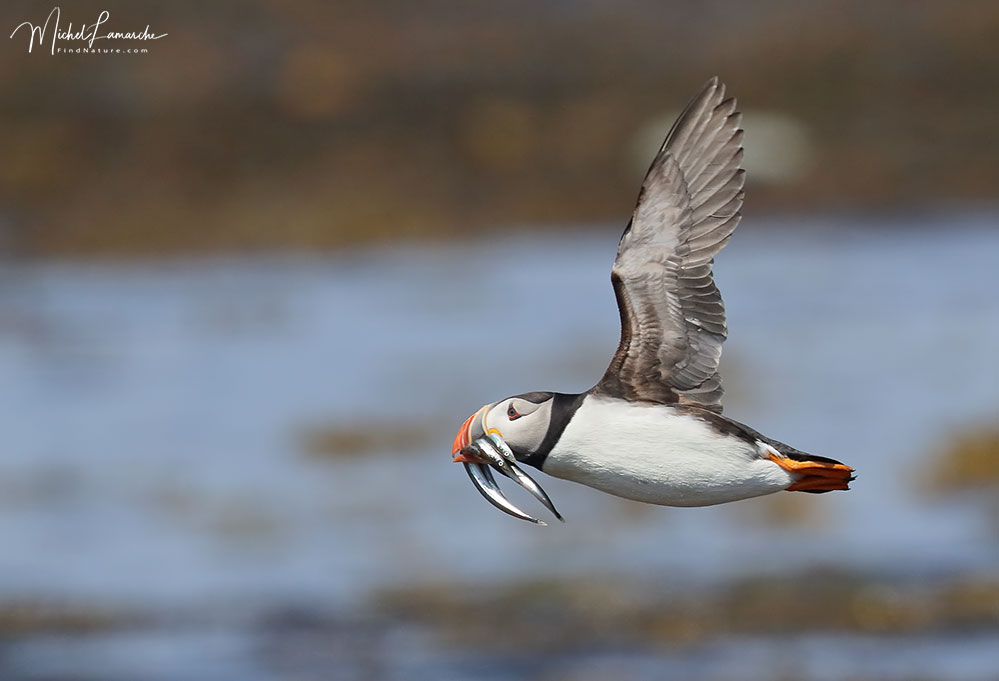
left=542, top=396, right=793, bottom=507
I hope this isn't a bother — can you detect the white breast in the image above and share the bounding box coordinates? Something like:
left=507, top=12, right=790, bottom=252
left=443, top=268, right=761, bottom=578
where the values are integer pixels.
left=542, top=396, right=793, bottom=507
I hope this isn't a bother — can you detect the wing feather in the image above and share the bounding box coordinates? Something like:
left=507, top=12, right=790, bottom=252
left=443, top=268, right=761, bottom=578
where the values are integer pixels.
left=593, top=78, right=745, bottom=411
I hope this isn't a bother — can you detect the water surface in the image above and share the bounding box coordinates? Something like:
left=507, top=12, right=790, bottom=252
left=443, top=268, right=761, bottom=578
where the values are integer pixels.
left=2, top=215, right=998, bottom=679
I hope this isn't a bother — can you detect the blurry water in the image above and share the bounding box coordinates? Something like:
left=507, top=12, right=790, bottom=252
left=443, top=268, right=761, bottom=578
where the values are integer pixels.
left=2, top=215, right=998, bottom=679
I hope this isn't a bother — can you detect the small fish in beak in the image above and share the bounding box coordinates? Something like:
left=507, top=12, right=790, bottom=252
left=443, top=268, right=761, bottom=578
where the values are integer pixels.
left=464, top=459, right=546, bottom=525
left=452, top=409, right=563, bottom=524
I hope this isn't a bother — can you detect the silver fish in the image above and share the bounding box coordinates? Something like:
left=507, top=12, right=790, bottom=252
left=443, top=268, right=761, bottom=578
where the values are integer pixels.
left=460, top=435, right=564, bottom=524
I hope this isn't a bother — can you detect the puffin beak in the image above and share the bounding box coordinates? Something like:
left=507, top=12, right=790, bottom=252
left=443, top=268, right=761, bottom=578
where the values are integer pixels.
left=451, top=410, right=564, bottom=524
left=451, top=408, right=485, bottom=463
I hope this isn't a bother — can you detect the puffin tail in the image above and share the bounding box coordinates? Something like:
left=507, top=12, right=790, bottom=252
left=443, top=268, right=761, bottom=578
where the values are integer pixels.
left=762, top=442, right=856, bottom=493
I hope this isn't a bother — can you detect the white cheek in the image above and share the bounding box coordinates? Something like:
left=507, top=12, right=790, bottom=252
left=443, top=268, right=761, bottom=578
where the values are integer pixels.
left=510, top=413, right=546, bottom=450
left=483, top=405, right=513, bottom=438
left=484, top=402, right=551, bottom=452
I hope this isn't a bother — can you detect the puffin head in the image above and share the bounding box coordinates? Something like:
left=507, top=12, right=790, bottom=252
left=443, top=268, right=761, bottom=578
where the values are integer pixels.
left=452, top=391, right=554, bottom=467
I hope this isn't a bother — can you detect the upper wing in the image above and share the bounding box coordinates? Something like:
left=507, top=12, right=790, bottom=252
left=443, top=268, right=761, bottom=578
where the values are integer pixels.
left=594, top=77, right=744, bottom=412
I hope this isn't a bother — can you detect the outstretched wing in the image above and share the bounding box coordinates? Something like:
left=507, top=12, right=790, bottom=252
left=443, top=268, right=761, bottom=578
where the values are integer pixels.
left=594, top=77, right=744, bottom=412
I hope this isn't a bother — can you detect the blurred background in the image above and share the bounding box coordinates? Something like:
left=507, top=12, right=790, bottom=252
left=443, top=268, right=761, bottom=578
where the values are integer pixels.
left=2, top=1, right=998, bottom=679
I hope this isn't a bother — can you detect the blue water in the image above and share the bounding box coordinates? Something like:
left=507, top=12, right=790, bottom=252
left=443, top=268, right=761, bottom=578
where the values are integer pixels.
left=2, top=214, right=998, bottom=679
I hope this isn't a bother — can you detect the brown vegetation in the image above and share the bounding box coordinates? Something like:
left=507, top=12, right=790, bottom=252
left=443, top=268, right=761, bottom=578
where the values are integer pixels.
left=923, top=426, right=999, bottom=494
left=0, top=601, right=131, bottom=635
left=375, top=570, right=999, bottom=651
left=297, top=421, right=437, bottom=460
left=2, top=1, right=998, bottom=257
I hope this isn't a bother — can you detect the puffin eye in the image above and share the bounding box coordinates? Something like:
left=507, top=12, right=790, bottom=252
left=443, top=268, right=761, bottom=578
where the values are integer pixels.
left=507, top=404, right=521, bottom=420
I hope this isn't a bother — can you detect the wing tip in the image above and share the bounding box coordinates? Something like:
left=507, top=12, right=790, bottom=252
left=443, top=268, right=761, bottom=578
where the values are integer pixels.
left=702, top=76, right=730, bottom=104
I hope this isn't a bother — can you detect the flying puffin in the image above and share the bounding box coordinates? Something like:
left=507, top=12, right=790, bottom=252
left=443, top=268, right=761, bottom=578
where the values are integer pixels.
left=452, top=77, right=855, bottom=524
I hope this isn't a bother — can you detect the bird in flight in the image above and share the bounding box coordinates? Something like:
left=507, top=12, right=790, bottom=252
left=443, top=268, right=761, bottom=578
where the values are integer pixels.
left=452, top=78, right=854, bottom=524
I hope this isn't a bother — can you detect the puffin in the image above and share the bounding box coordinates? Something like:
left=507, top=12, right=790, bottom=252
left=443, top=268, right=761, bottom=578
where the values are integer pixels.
left=451, top=77, right=855, bottom=524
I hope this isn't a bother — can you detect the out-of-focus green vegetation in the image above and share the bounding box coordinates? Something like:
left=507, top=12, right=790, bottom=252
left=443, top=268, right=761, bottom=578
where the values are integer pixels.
left=2, top=0, right=997, bottom=257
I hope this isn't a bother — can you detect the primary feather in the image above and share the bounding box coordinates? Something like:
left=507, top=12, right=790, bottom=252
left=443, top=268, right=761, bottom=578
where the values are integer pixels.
left=595, top=77, right=745, bottom=412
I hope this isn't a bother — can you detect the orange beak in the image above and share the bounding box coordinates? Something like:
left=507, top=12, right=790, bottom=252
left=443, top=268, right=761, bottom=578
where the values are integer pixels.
left=452, top=409, right=484, bottom=463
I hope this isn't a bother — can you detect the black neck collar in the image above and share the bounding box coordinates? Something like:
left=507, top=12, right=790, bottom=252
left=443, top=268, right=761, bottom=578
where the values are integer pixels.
left=520, top=392, right=585, bottom=469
